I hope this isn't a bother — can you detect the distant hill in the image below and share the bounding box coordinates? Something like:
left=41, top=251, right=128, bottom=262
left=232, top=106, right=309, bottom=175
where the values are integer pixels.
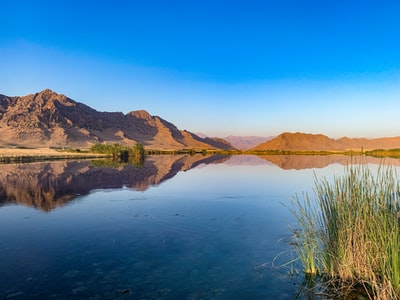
left=224, top=135, right=274, bottom=150
left=252, top=132, right=400, bottom=151
left=0, top=89, right=234, bottom=150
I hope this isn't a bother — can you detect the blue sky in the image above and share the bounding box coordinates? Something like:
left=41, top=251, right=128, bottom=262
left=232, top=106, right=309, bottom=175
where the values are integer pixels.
left=1, top=0, right=400, bottom=138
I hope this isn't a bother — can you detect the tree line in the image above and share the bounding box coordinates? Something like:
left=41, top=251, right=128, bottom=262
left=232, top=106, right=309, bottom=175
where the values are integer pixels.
left=90, top=143, right=145, bottom=162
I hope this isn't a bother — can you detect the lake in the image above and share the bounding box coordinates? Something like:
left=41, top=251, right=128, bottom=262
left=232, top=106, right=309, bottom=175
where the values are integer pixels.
left=1, top=154, right=398, bottom=299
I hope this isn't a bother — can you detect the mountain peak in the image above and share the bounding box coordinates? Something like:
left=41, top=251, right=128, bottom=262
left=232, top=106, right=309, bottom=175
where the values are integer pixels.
left=129, top=110, right=152, bottom=119
left=36, top=88, right=60, bottom=98
left=252, top=132, right=338, bottom=151
left=39, top=88, right=57, bottom=94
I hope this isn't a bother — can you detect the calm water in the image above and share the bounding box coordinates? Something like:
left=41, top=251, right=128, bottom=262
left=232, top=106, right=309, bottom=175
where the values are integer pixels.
left=1, top=154, right=398, bottom=299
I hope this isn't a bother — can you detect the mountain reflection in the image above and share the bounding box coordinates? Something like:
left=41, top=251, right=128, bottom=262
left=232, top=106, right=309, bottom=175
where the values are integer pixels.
left=258, top=154, right=400, bottom=170
left=0, top=154, right=230, bottom=211
left=220, top=154, right=400, bottom=169
left=1, top=154, right=399, bottom=211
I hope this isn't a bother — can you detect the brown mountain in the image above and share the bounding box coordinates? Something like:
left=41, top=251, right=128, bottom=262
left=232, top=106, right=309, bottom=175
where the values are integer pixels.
left=0, top=89, right=234, bottom=150
left=252, top=132, right=400, bottom=151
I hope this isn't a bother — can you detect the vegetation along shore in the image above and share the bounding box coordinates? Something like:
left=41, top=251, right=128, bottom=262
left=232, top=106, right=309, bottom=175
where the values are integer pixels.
left=2, top=145, right=400, bottom=163
left=291, top=164, right=400, bottom=299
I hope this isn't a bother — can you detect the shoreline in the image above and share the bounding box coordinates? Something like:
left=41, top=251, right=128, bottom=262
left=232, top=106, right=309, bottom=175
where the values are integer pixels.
left=0, top=147, right=399, bottom=163
left=0, top=148, right=108, bottom=163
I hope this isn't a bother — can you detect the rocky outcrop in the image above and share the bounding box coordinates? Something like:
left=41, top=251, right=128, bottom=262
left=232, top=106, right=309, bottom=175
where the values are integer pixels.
left=0, top=89, right=235, bottom=150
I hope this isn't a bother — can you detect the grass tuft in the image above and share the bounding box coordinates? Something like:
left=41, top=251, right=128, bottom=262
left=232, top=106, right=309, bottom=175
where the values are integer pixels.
left=291, top=163, right=400, bottom=299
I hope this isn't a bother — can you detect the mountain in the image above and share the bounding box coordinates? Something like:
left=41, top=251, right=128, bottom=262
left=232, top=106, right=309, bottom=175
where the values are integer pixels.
left=252, top=132, right=339, bottom=151
left=252, top=132, right=400, bottom=151
left=224, top=135, right=274, bottom=150
left=0, top=89, right=234, bottom=150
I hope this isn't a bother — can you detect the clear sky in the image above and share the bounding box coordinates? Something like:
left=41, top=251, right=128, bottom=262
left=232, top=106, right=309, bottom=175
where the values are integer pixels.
left=1, top=0, right=400, bottom=138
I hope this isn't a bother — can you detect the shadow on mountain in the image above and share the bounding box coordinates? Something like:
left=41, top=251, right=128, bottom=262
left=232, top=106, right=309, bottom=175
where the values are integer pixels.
left=0, top=154, right=230, bottom=211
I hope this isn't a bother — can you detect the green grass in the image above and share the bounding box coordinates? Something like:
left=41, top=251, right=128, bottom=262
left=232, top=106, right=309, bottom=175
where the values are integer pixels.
left=365, top=148, right=400, bottom=158
left=290, top=163, right=400, bottom=299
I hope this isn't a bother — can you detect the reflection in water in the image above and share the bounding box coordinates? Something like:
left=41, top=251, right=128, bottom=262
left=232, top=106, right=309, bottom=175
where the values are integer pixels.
left=258, top=154, right=400, bottom=170
left=1, top=154, right=399, bottom=299
left=0, top=154, right=230, bottom=211
left=1, top=154, right=399, bottom=211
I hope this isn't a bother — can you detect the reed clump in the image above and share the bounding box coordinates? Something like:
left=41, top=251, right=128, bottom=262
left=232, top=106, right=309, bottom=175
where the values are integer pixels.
left=291, top=164, right=400, bottom=299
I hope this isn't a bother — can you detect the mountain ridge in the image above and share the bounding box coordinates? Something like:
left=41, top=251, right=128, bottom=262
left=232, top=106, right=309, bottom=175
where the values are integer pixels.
left=252, top=132, right=400, bottom=151
left=0, top=89, right=234, bottom=150
left=2, top=90, right=399, bottom=151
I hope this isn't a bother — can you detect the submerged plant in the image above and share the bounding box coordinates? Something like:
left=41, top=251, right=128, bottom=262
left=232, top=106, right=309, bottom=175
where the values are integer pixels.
left=291, top=163, right=400, bottom=299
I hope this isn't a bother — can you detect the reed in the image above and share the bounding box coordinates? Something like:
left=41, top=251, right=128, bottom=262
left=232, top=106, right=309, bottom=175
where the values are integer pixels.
left=291, top=164, right=400, bottom=299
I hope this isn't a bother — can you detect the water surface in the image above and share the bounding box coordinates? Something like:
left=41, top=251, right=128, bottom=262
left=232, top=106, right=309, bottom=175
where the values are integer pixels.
left=1, top=154, right=397, bottom=299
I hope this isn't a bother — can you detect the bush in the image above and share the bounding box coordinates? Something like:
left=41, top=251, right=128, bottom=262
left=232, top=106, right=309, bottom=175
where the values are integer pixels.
left=90, top=143, right=145, bottom=164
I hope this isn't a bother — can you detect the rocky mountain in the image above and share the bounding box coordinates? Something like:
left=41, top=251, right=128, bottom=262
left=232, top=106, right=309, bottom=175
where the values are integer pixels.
left=0, top=89, right=234, bottom=150
left=252, top=132, right=400, bottom=151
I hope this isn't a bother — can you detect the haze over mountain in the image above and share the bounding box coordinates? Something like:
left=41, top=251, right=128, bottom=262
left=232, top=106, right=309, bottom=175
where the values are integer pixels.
left=0, top=90, right=234, bottom=150
left=196, top=134, right=273, bottom=150
left=252, top=132, right=400, bottom=151
left=224, top=135, right=274, bottom=150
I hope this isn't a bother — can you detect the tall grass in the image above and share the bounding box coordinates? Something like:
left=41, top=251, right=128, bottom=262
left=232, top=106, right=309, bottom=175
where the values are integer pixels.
left=291, top=163, right=400, bottom=299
